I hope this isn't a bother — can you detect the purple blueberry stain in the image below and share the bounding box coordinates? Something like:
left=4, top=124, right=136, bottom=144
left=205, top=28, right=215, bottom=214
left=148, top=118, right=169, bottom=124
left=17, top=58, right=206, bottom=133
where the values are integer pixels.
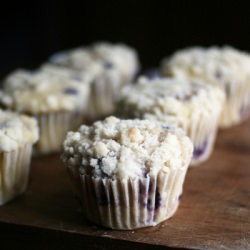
left=139, top=181, right=147, bottom=207
left=147, top=198, right=153, bottom=211
left=193, top=138, right=208, bottom=158
left=139, top=181, right=146, bottom=195
left=139, top=178, right=162, bottom=211
left=178, top=193, right=183, bottom=201
left=97, top=158, right=103, bottom=167
left=154, top=188, right=161, bottom=210
left=103, top=61, right=113, bottom=69
left=215, top=70, right=223, bottom=79
left=148, top=180, right=154, bottom=193
left=63, top=87, right=78, bottom=95
left=162, top=124, right=171, bottom=130
left=147, top=188, right=161, bottom=211
left=147, top=179, right=161, bottom=211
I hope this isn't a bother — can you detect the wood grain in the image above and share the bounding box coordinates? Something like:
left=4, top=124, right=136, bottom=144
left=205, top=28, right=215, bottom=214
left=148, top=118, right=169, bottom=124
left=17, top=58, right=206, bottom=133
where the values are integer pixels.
left=0, top=119, right=249, bottom=250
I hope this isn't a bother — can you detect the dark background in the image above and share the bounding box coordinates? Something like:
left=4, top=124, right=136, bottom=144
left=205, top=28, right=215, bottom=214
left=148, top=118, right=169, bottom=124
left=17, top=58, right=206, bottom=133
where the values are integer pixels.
left=1, top=1, right=250, bottom=77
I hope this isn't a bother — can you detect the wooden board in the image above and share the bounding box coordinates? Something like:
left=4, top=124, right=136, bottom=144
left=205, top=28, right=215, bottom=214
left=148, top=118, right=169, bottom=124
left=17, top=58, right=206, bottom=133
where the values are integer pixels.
left=0, top=119, right=250, bottom=250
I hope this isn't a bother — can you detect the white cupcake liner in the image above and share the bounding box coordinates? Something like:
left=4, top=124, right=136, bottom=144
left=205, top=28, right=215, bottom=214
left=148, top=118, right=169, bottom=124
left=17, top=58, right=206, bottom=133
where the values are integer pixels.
left=78, top=165, right=188, bottom=230
left=34, top=110, right=85, bottom=155
left=220, top=78, right=250, bottom=128
left=0, top=143, right=33, bottom=205
left=187, top=109, right=221, bottom=166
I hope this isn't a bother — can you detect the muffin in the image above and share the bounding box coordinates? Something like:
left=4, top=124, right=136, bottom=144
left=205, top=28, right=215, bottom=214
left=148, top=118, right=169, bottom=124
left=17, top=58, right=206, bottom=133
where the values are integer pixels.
left=116, top=77, right=225, bottom=166
left=0, top=109, right=39, bottom=205
left=49, top=42, right=140, bottom=119
left=0, top=69, right=90, bottom=155
left=61, top=116, right=193, bottom=230
left=161, top=46, right=250, bottom=128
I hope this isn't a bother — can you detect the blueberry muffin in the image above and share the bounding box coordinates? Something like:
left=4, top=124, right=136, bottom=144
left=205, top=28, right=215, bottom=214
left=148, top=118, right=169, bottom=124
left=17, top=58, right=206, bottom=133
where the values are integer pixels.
left=0, top=109, right=39, bottom=205
left=117, top=77, right=225, bottom=166
left=161, top=46, right=250, bottom=128
left=0, top=69, right=90, bottom=155
left=49, top=42, right=140, bottom=119
left=61, top=116, right=193, bottom=229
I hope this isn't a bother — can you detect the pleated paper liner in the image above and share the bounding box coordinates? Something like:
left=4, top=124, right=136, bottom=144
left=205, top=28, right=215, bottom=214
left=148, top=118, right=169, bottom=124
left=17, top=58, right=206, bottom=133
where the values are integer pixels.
left=0, top=143, right=33, bottom=205
left=79, top=165, right=189, bottom=230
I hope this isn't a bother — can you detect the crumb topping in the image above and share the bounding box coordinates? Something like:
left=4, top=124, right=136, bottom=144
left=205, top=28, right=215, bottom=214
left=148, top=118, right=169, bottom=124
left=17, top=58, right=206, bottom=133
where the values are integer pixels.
left=61, top=116, right=193, bottom=179
left=0, top=109, right=39, bottom=152
left=0, top=69, right=90, bottom=113
left=117, top=77, right=225, bottom=121
left=161, top=46, right=250, bottom=87
left=49, top=42, right=140, bottom=83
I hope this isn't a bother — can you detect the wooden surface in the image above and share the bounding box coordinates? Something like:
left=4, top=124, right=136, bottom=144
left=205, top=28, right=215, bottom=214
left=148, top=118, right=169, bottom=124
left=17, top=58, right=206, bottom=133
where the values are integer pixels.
left=0, top=119, right=250, bottom=250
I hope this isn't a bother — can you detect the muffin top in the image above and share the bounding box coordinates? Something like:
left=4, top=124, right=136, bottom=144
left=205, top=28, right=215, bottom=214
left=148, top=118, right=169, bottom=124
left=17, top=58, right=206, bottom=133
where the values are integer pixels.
left=49, top=41, right=140, bottom=82
left=117, top=77, right=225, bottom=120
left=61, top=116, right=193, bottom=180
left=0, top=109, right=39, bottom=152
left=161, top=46, right=250, bottom=87
left=0, top=69, right=90, bottom=113
left=40, top=63, right=121, bottom=95
left=40, top=63, right=94, bottom=83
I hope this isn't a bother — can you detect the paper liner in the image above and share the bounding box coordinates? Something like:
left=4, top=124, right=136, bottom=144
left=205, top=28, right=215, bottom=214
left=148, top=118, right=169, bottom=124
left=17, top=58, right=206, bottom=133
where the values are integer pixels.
left=34, top=110, right=84, bottom=155
left=219, top=77, right=250, bottom=128
left=187, top=108, right=221, bottom=166
left=78, top=166, right=188, bottom=230
left=0, top=143, right=32, bottom=205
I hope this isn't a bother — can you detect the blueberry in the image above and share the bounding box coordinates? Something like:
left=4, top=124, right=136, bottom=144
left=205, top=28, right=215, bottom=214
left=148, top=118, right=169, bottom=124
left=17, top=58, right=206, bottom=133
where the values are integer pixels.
left=139, top=181, right=147, bottom=207
left=148, top=180, right=154, bottom=193
left=162, top=124, right=171, bottom=130
left=147, top=198, right=153, bottom=211
left=178, top=193, right=183, bottom=201
left=63, top=87, right=78, bottom=95
left=139, top=181, right=146, bottom=195
left=154, top=188, right=161, bottom=210
left=103, top=61, right=113, bottom=69
left=97, top=158, right=103, bottom=166
left=146, top=188, right=161, bottom=211
left=215, top=70, right=223, bottom=79
left=193, top=138, right=208, bottom=158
